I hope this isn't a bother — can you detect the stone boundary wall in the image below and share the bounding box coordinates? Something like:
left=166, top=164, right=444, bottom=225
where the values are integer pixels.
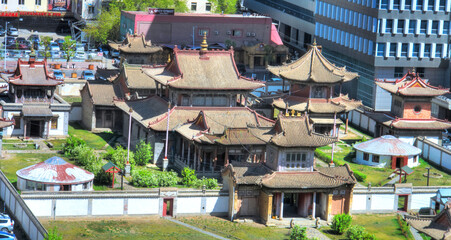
left=22, top=189, right=229, bottom=218
left=0, top=170, right=47, bottom=240
left=416, top=137, right=451, bottom=174
left=351, top=186, right=451, bottom=214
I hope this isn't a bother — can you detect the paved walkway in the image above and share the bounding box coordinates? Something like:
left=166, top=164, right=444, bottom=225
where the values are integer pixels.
left=306, top=228, right=331, bottom=240
left=410, top=226, right=424, bottom=240
left=166, top=218, right=229, bottom=240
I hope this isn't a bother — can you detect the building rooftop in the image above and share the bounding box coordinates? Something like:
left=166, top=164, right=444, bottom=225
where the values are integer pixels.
left=354, top=135, right=422, bottom=156
left=268, top=42, right=359, bottom=85
left=9, top=59, right=63, bottom=86
left=109, top=34, right=163, bottom=54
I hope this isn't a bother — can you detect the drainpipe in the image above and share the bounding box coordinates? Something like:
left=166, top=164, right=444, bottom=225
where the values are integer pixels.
left=231, top=185, right=235, bottom=221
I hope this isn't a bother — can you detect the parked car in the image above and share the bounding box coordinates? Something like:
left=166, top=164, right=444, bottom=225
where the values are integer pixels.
left=53, top=70, right=64, bottom=80
left=50, top=50, right=60, bottom=58
left=15, top=37, right=28, bottom=44
left=74, top=51, right=86, bottom=59
left=7, top=27, right=18, bottom=36
left=49, top=42, right=60, bottom=51
left=0, top=231, right=15, bottom=240
left=54, top=38, right=65, bottom=48
left=0, top=213, right=14, bottom=233
left=4, top=37, right=15, bottom=45
left=0, top=26, right=5, bottom=35
left=27, top=34, right=40, bottom=44
left=75, top=43, right=85, bottom=52
left=82, top=70, right=95, bottom=80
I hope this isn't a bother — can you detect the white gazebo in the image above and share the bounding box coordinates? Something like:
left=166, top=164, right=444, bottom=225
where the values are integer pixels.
left=353, top=135, right=422, bottom=169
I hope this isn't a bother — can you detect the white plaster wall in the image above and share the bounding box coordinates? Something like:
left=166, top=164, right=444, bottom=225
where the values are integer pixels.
left=425, top=136, right=439, bottom=145
left=442, top=152, right=451, bottom=170
left=355, top=151, right=389, bottom=168
left=428, top=145, right=441, bottom=165
left=69, top=106, right=82, bottom=121
left=407, top=155, right=420, bottom=168
left=17, top=178, right=26, bottom=191
left=206, top=196, right=228, bottom=213
left=177, top=197, right=202, bottom=214
left=361, top=114, right=369, bottom=130
left=187, top=0, right=212, bottom=13
left=352, top=110, right=361, bottom=126
left=48, top=111, right=66, bottom=136
left=55, top=199, right=88, bottom=216
left=58, top=83, right=84, bottom=96
left=368, top=119, right=376, bottom=134
left=24, top=199, right=52, bottom=217
left=423, top=143, right=430, bottom=159
left=398, top=136, right=415, bottom=145
left=371, top=194, right=395, bottom=210
left=128, top=198, right=159, bottom=215
left=71, top=184, right=83, bottom=191
left=4, top=111, right=23, bottom=137
left=411, top=193, right=436, bottom=210
left=92, top=199, right=124, bottom=215
left=351, top=194, right=367, bottom=211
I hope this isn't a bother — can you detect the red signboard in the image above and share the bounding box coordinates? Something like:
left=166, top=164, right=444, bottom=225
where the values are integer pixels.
left=148, top=8, right=175, bottom=15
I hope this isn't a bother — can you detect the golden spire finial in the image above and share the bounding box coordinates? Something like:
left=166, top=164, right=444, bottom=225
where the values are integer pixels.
left=201, top=32, right=208, bottom=51
left=291, top=109, right=295, bottom=117
left=313, top=38, right=317, bottom=46
left=412, top=67, right=416, bottom=74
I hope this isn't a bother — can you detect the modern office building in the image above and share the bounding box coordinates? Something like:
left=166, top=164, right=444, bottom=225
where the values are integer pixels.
left=244, top=0, right=451, bottom=109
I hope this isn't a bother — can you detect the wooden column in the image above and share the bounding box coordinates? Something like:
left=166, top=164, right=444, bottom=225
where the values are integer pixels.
left=181, top=140, right=185, bottom=161
left=23, top=119, right=27, bottom=139
left=225, top=147, right=229, bottom=166
left=279, top=192, right=284, bottom=220
left=187, top=143, right=191, bottom=166
left=312, top=192, right=317, bottom=219
left=325, top=194, right=333, bottom=221
left=203, top=151, right=206, bottom=171
left=193, top=146, right=197, bottom=170
left=213, top=149, right=217, bottom=169
left=345, top=112, right=349, bottom=134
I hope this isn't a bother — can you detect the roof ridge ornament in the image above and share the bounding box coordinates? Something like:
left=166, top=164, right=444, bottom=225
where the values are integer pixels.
left=201, top=32, right=208, bottom=52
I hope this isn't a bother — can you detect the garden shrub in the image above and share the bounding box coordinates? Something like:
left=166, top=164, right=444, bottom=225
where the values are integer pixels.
left=181, top=167, right=197, bottom=187
left=45, top=226, right=63, bottom=240
left=290, top=225, right=308, bottom=240
left=134, top=140, right=153, bottom=166
left=62, top=135, right=85, bottom=158
left=397, top=214, right=412, bottom=239
left=72, top=145, right=97, bottom=166
left=314, top=149, right=331, bottom=163
left=346, top=225, right=375, bottom=240
left=103, top=146, right=135, bottom=170
left=131, top=169, right=178, bottom=188
left=331, top=213, right=352, bottom=234
left=353, top=170, right=367, bottom=182
left=196, top=177, right=219, bottom=189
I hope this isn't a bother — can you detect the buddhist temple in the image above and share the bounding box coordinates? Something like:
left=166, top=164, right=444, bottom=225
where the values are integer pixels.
left=222, top=114, right=356, bottom=222
left=368, top=69, right=451, bottom=145
left=0, top=56, right=70, bottom=138
left=267, top=41, right=361, bottom=135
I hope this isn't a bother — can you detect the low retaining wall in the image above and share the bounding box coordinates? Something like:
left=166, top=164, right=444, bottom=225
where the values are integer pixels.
left=416, top=137, right=451, bottom=174
left=351, top=186, right=450, bottom=214
left=0, top=170, right=46, bottom=240
left=22, top=189, right=229, bottom=218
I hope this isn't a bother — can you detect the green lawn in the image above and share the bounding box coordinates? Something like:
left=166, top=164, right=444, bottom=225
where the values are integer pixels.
left=321, top=214, right=406, bottom=240
left=179, top=216, right=289, bottom=240
left=0, top=153, right=68, bottom=184
left=62, top=96, right=82, bottom=104
left=317, top=144, right=451, bottom=186
left=45, top=139, right=66, bottom=150
left=3, top=144, right=36, bottom=150
left=68, top=123, right=116, bottom=150
left=41, top=218, right=212, bottom=240
left=3, top=139, right=27, bottom=144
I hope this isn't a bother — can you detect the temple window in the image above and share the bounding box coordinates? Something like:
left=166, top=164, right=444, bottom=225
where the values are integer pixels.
left=311, top=86, right=327, bottom=98
left=414, top=105, right=422, bottom=114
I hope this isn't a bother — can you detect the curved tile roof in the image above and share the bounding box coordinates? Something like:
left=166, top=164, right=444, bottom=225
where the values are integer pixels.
left=16, top=156, right=94, bottom=184
left=267, top=43, right=358, bottom=84
left=354, top=135, right=421, bottom=156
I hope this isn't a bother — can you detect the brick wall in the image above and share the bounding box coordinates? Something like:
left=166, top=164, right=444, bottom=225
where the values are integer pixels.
left=403, top=102, right=431, bottom=119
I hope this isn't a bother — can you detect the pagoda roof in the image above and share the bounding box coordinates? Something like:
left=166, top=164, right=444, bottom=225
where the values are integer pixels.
left=267, top=43, right=358, bottom=84
left=8, top=59, right=63, bottom=86
left=109, top=34, right=163, bottom=54
left=250, top=115, right=338, bottom=148
left=175, top=107, right=275, bottom=144
left=144, top=46, right=264, bottom=91
left=272, top=95, right=362, bottom=113
left=365, top=111, right=451, bottom=130
left=120, top=65, right=157, bottom=90
left=375, top=70, right=449, bottom=97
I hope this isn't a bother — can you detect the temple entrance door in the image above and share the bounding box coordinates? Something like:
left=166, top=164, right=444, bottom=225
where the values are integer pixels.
left=30, top=120, right=41, bottom=137
left=283, top=193, right=300, bottom=218
left=104, top=111, right=113, bottom=128
left=163, top=198, right=173, bottom=217
left=397, top=195, right=408, bottom=211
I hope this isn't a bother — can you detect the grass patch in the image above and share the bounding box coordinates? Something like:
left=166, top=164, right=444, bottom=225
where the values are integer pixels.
left=179, top=216, right=289, bottom=240
left=316, top=144, right=451, bottom=186
left=41, top=218, right=212, bottom=240
left=321, top=214, right=405, bottom=240
left=46, top=139, right=66, bottom=150
left=68, top=122, right=116, bottom=150
left=0, top=153, right=69, bottom=183
left=3, top=144, right=36, bottom=150
left=62, top=96, right=82, bottom=104
left=2, top=139, right=26, bottom=144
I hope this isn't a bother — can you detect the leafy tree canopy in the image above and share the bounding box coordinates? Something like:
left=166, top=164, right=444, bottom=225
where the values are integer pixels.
left=85, top=0, right=188, bottom=44
left=209, top=0, right=238, bottom=14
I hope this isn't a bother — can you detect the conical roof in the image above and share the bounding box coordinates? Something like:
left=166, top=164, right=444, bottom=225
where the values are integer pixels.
left=267, top=43, right=359, bottom=84
left=16, top=156, right=94, bottom=184
left=354, top=135, right=421, bottom=156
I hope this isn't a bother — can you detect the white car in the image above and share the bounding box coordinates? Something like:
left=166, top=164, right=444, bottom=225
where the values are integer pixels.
left=7, top=28, right=18, bottom=36
left=49, top=42, right=60, bottom=51
left=82, top=71, right=95, bottom=80
left=75, top=51, right=86, bottom=59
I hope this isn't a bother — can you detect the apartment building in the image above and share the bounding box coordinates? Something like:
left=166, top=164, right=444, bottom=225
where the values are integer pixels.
left=245, top=0, right=451, bottom=109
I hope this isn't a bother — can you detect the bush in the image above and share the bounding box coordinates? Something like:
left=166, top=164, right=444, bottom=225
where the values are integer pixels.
left=72, top=145, right=97, bottom=166
left=346, top=225, right=375, bottom=240
left=45, top=226, right=63, bottom=240
left=196, top=177, right=219, bottom=189
left=181, top=167, right=197, bottom=187
left=290, top=225, right=308, bottom=240
left=314, top=149, right=331, bottom=163
left=331, top=213, right=352, bottom=234
left=134, top=140, right=153, bottom=166
left=131, top=169, right=178, bottom=188
left=353, top=170, right=367, bottom=182
left=103, top=146, right=135, bottom=170
left=397, top=214, right=412, bottom=239
left=62, top=135, right=86, bottom=158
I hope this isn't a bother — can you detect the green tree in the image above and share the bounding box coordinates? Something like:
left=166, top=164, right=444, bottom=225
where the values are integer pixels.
left=331, top=213, right=353, bottom=234
left=41, top=36, right=52, bottom=59
left=210, top=0, right=238, bottom=14
left=103, top=145, right=135, bottom=169
left=134, top=140, right=153, bottom=165
left=61, top=36, right=76, bottom=67
left=45, top=226, right=63, bottom=240
left=181, top=167, right=197, bottom=187
left=290, top=225, right=308, bottom=240
left=85, top=0, right=188, bottom=44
